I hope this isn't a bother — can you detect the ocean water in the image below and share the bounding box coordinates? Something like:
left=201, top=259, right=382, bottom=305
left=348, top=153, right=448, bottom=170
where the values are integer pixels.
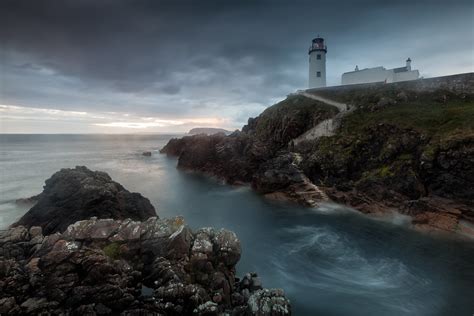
left=1, top=134, right=473, bottom=315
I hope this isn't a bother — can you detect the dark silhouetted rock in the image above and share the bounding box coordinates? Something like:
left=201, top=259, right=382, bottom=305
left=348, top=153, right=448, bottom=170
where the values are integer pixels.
left=12, top=166, right=156, bottom=235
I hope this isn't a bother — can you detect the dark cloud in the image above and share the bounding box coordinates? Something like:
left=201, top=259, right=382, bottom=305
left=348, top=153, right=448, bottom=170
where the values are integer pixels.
left=0, top=0, right=473, bottom=130
left=15, top=63, right=42, bottom=71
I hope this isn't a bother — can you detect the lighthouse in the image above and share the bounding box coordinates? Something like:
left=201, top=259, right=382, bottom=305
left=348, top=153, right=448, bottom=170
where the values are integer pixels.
left=308, top=37, right=327, bottom=89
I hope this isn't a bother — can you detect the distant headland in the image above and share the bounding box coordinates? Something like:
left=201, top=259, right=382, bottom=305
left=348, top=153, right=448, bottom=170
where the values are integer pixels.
left=188, top=127, right=231, bottom=135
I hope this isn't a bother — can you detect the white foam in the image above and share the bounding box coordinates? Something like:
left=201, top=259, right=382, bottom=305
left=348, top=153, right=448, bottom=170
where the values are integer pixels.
left=278, top=225, right=430, bottom=296
left=312, top=202, right=359, bottom=215
left=368, top=210, right=412, bottom=227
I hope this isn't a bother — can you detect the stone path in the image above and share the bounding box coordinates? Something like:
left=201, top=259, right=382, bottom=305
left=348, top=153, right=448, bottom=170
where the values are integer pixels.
left=284, top=91, right=350, bottom=206
left=297, top=91, right=347, bottom=111
left=291, top=91, right=352, bottom=146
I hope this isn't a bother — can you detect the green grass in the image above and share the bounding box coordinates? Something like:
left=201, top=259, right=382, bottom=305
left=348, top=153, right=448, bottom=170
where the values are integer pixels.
left=295, top=83, right=473, bottom=197
left=103, top=242, right=121, bottom=260
left=250, top=95, right=339, bottom=148
left=256, top=95, right=337, bottom=131
left=378, top=165, right=394, bottom=178
left=339, top=100, right=474, bottom=139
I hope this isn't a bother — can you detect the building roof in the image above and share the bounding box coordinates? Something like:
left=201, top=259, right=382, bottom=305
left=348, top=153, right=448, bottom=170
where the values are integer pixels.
left=342, top=66, right=385, bottom=75
left=392, top=66, right=408, bottom=73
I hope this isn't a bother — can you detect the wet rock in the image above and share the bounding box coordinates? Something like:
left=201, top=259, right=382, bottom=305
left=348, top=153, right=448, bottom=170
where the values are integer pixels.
left=20, top=297, right=58, bottom=314
left=29, top=226, right=42, bottom=238
left=253, top=152, right=328, bottom=206
left=194, top=301, right=219, bottom=315
left=247, top=289, right=291, bottom=316
left=213, top=229, right=241, bottom=266
left=0, top=297, right=18, bottom=314
left=12, top=166, right=156, bottom=234
left=250, top=276, right=263, bottom=292
left=142, top=151, right=152, bottom=157
left=96, top=303, right=112, bottom=314
left=0, top=217, right=290, bottom=315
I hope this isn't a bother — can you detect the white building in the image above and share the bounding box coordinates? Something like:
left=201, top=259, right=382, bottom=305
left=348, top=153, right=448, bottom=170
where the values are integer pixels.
left=308, top=37, right=327, bottom=88
left=341, top=58, right=419, bottom=85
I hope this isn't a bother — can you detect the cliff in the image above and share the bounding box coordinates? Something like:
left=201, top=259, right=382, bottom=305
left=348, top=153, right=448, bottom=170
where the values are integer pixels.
left=161, top=73, right=474, bottom=237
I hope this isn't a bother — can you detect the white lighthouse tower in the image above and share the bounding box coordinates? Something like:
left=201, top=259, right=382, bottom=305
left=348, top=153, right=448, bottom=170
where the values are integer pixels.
left=308, top=37, right=327, bottom=88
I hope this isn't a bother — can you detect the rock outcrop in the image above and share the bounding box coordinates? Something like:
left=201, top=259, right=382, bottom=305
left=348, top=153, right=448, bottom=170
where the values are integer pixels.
left=0, top=217, right=290, bottom=315
left=253, top=153, right=329, bottom=206
left=161, top=74, right=474, bottom=237
left=13, top=166, right=156, bottom=235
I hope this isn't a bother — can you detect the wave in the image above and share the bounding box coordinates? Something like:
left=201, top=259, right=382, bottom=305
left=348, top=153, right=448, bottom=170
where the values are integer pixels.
left=280, top=225, right=426, bottom=289
left=273, top=225, right=437, bottom=315
left=312, top=202, right=358, bottom=214
left=312, top=203, right=413, bottom=231
left=93, top=159, right=166, bottom=175
left=207, top=186, right=252, bottom=197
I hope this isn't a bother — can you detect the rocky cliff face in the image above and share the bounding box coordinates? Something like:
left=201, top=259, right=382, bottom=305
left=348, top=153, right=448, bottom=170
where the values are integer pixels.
left=0, top=218, right=290, bottom=315
left=161, top=75, right=474, bottom=237
left=160, top=95, right=338, bottom=188
left=13, top=166, right=157, bottom=235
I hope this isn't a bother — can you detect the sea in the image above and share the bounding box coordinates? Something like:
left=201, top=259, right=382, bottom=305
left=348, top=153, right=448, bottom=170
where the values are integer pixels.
left=1, top=134, right=473, bottom=316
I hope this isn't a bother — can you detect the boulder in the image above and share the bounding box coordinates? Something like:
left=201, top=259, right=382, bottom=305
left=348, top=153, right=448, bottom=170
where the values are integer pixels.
left=12, top=166, right=156, bottom=234
left=247, top=289, right=291, bottom=316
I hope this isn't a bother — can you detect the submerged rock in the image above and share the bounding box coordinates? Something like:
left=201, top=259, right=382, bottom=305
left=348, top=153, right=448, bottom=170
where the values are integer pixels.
left=12, top=166, right=156, bottom=235
left=0, top=217, right=291, bottom=315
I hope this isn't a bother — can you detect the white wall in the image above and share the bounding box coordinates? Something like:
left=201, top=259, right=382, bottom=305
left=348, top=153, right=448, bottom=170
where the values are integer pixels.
left=393, top=70, right=420, bottom=82
left=341, top=67, right=419, bottom=85
left=341, top=67, right=389, bottom=85
left=309, top=51, right=326, bottom=88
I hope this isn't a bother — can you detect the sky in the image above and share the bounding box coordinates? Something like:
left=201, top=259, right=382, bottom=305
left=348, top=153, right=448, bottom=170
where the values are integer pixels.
left=1, top=0, right=473, bottom=134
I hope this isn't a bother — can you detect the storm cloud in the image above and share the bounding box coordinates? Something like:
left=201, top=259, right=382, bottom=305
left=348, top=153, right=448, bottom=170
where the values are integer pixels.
left=1, top=0, right=473, bottom=132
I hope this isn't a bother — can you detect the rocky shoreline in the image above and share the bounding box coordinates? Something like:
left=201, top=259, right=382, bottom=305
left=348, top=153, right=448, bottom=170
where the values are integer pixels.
left=1, top=167, right=291, bottom=315
left=160, top=75, right=474, bottom=238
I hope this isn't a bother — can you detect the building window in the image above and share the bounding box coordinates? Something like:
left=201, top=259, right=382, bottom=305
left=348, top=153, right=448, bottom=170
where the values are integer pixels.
left=317, top=71, right=321, bottom=77
left=317, top=54, right=321, bottom=60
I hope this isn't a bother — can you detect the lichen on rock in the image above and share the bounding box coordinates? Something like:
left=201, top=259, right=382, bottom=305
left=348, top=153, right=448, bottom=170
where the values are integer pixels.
left=0, top=217, right=291, bottom=315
